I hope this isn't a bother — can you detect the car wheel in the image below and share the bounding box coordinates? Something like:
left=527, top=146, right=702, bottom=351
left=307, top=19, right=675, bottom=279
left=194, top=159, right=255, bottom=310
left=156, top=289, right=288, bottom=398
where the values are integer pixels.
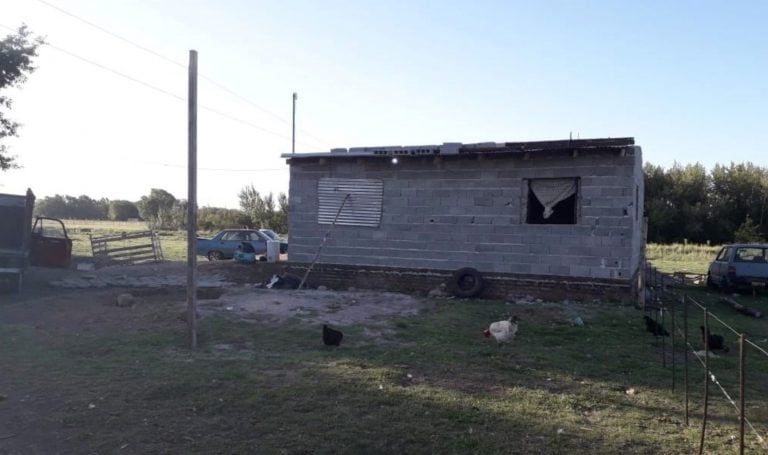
left=449, top=267, right=484, bottom=298
left=706, top=273, right=716, bottom=289
left=207, top=250, right=224, bottom=261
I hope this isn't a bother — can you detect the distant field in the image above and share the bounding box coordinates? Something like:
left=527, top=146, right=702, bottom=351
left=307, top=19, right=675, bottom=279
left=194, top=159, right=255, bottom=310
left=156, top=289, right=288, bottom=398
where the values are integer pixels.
left=646, top=243, right=720, bottom=274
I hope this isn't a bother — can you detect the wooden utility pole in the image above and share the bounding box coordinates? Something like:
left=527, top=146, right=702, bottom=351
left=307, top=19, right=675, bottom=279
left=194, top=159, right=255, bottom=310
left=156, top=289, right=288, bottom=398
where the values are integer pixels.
left=292, top=92, right=297, bottom=154
left=187, top=49, right=198, bottom=349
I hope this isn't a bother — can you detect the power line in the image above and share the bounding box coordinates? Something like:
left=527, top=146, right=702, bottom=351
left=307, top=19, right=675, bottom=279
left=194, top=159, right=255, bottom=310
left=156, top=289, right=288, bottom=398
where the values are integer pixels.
left=46, top=41, right=186, bottom=102
left=1, top=22, right=322, bottom=149
left=34, top=0, right=186, bottom=69
left=31, top=0, right=333, bottom=149
left=40, top=44, right=320, bottom=146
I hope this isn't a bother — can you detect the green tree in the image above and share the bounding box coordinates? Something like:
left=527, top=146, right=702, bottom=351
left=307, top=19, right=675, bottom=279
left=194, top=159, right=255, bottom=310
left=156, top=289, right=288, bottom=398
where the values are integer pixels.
left=136, top=189, right=184, bottom=229
left=733, top=215, right=764, bottom=243
left=238, top=185, right=289, bottom=233
left=274, top=192, right=289, bottom=234
left=709, top=162, right=768, bottom=244
left=197, top=207, right=251, bottom=231
left=33, top=194, right=108, bottom=219
left=108, top=200, right=139, bottom=221
left=1, top=25, right=44, bottom=170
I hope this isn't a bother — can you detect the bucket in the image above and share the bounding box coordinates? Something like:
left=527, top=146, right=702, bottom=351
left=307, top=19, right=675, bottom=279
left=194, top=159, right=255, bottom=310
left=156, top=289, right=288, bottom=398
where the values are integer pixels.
left=266, top=240, right=280, bottom=263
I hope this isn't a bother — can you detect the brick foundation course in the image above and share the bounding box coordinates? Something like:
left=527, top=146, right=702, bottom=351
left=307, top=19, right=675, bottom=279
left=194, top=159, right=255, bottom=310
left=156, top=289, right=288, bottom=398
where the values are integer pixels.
left=282, top=262, right=637, bottom=302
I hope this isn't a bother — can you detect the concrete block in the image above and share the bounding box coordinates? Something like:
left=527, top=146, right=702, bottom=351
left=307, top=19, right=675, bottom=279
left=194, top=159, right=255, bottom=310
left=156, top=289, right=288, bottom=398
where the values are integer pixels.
left=508, top=263, right=532, bottom=274
left=548, top=264, right=570, bottom=275
left=569, top=265, right=591, bottom=277
left=473, top=197, right=494, bottom=207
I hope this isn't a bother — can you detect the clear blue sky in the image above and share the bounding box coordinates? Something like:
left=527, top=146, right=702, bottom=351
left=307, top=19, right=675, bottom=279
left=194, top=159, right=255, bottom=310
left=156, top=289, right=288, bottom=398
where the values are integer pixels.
left=1, top=0, right=766, bottom=207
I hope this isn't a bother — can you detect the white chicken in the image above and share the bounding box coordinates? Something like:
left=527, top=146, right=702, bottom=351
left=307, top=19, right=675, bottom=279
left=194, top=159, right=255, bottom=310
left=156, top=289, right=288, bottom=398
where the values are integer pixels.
left=483, top=316, right=519, bottom=343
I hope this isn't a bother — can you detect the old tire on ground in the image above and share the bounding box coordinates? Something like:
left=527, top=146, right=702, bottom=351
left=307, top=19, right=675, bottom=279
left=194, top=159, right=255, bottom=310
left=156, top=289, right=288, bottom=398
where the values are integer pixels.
left=207, top=250, right=224, bottom=261
left=450, top=267, right=484, bottom=298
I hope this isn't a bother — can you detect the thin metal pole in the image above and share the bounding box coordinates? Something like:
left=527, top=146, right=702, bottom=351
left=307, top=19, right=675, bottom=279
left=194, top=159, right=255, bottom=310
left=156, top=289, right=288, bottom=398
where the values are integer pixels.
left=699, top=304, right=710, bottom=455
left=297, top=194, right=351, bottom=290
left=739, top=334, right=746, bottom=455
left=660, top=294, right=666, bottom=368
left=291, top=92, right=297, bottom=154
left=683, top=294, right=689, bottom=425
left=671, top=295, right=676, bottom=391
left=186, top=49, right=198, bottom=349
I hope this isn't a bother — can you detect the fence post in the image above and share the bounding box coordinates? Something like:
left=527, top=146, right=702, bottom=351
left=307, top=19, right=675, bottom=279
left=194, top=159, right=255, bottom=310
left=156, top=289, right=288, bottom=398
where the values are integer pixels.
left=661, top=299, right=666, bottom=368
left=683, top=294, right=689, bottom=426
left=671, top=295, right=676, bottom=391
left=739, top=334, right=746, bottom=455
left=699, top=304, right=710, bottom=455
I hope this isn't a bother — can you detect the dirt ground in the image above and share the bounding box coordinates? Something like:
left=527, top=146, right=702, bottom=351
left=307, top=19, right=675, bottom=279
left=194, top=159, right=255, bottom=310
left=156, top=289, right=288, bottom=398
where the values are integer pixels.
left=1, top=261, right=432, bottom=336
left=0, top=262, right=437, bottom=453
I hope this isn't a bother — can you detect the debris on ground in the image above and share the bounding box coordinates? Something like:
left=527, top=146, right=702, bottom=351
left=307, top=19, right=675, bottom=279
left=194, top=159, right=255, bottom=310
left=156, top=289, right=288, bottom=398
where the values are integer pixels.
left=264, top=274, right=301, bottom=290
left=569, top=316, right=585, bottom=326
left=115, top=293, right=135, bottom=308
left=427, top=284, right=449, bottom=298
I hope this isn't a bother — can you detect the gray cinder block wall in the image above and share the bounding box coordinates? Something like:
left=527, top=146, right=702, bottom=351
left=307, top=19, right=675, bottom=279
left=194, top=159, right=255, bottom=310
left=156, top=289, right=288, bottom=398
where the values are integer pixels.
left=285, top=139, right=644, bottom=286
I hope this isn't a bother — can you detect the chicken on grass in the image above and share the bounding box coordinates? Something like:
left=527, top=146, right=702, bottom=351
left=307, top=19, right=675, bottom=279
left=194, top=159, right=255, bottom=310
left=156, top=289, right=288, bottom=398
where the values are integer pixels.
left=323, top=324, right=343, bottom=347
left=484, top=316, right=519, bottom=343
left=643, top=315, right=669, bottom=336
left=700, top=326, right=729, bottom=352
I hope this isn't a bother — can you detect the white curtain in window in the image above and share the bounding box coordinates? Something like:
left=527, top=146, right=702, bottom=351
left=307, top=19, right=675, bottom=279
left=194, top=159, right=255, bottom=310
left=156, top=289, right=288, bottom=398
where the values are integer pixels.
left=529, top=178, right=577, bottom=219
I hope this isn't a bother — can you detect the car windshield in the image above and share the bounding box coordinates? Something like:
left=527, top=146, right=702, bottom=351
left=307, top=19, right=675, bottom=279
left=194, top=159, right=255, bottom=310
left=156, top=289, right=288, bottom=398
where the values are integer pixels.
left=260, top=229, right=279, bottom=240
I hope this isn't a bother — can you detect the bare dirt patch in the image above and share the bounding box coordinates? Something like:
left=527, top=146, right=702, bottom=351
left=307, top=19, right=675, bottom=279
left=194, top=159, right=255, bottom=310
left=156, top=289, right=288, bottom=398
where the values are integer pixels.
left=213, top=287, right=429, bottom=326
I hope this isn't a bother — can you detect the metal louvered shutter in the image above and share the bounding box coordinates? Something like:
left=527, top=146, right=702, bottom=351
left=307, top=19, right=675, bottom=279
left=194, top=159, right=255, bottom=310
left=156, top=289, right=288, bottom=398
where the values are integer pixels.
left=318, top=178, right=383, bottom=227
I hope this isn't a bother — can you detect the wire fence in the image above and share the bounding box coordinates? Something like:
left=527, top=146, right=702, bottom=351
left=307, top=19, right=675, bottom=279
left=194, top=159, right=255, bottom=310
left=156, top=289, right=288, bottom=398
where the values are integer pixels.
left=643, top=263, right=768, bottom=454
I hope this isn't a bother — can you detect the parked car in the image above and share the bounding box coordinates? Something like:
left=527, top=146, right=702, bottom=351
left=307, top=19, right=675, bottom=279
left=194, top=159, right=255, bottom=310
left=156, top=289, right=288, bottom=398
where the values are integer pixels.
left=197, top=229, right=288, bottom=260
left=707, top=244, right=768, bottom=290
left=197, top=229, right=270, bottom=261
left=259, top=228, right=288, bottom=253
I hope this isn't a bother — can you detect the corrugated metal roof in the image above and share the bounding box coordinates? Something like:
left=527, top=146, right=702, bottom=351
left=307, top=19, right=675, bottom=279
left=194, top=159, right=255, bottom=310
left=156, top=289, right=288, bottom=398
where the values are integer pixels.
left=282, top=137, right=635, bottom=161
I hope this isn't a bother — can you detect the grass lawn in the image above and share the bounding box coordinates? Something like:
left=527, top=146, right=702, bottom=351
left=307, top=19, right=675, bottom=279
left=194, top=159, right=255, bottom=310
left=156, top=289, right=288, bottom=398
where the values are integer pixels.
left=646, top=243, right=721, bottom=275
left=2, top=288, right=767, bottom=453
left=3, top=223, right=766, bottom=452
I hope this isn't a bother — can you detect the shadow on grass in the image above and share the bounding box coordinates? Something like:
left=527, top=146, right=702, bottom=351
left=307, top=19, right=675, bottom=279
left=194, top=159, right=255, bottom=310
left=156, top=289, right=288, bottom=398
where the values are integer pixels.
left=1, top=294, right=766, bottom=453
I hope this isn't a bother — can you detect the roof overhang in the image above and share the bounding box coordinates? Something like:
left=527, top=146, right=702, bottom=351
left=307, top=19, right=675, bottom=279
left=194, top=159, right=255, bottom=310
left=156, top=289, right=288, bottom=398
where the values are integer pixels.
left=282, top=137, right=636, bottom=162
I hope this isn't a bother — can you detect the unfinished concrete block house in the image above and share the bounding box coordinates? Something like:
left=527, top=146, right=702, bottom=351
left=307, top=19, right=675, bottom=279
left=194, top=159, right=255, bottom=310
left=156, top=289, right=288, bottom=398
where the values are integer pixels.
left=283, top=137, right=644, bottom=300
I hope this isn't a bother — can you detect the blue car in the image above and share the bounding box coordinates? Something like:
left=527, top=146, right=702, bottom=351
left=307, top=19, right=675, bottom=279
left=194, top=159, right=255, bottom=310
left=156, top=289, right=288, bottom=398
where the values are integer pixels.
left=197, top=229, right=270, bottom=261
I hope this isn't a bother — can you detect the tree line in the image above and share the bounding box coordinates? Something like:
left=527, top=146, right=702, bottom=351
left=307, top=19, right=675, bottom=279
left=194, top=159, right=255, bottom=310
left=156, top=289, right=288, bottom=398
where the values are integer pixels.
left=645, top=162, right=767, bottom=244
left=31, top=162, right=768, bottom=243
left=34, top=186, right=289, bottom=234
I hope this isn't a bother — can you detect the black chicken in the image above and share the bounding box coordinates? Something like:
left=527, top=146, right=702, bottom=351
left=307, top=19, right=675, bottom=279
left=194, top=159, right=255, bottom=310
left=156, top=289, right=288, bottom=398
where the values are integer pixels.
left=700, top=326, right=728, bottom=352
left=644, top=315, right=669, bottom=336
left=323, top=324, right=343, bottom=347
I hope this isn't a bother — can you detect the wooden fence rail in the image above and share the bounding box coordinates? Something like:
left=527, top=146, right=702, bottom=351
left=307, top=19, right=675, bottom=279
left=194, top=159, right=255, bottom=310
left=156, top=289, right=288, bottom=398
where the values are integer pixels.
left=89, top=230, right=163, bottom=265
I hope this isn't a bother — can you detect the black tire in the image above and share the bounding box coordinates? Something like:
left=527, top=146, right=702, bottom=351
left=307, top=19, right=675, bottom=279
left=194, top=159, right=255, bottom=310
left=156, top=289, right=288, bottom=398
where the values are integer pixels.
left=706, top=273, right=716, bottom=289
left=207, top=250, right=224, bottom=261
left=449, top=267, right=484, bottom=298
